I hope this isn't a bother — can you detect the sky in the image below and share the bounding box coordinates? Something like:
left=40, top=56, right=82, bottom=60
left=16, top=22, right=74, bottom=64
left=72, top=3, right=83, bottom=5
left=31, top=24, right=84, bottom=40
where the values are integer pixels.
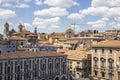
left=0, top=0, right=120, bottom=34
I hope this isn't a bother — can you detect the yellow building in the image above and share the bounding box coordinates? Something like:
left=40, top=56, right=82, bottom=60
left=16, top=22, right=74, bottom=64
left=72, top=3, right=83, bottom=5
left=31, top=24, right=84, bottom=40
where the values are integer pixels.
left=92, top=40, right=120, bottom=80
left=57, top=48, right=91, bottom=79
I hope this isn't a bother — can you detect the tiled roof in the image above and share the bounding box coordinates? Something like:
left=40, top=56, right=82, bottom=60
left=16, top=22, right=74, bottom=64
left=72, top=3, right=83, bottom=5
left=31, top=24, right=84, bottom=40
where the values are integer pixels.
left=27, top=34, right=37, bottom=37
left=12, top=31, right=34, bottom=35
left=0, top=51, right=66, bottom=60
left=64, top=50, right=91, bottom=60
left=9, top=36, right=27, bottom=41
left=92, top=40, right=120, bottom=48
left=63, top=40, right=78, bottom=44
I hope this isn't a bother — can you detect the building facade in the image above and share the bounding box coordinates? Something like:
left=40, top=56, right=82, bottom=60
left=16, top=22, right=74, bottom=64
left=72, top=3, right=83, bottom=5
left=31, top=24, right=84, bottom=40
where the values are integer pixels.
left=0, top=51, right=67, bottom=80
left=92, top=40, right=120, bottom=80
left=0, top=40, right=16, bottom=54
left=66, top=50, right=91, bottom=80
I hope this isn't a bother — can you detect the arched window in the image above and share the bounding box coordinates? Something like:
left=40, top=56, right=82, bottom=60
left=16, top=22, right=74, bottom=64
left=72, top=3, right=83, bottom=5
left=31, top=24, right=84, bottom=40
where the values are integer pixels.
left=101, top=72, right=105, bottom=77
left=94, top=70, right=98, bottom=76
left=0, top=50, right=1, bottom=54
left=55, top=77, right=59, bottom=80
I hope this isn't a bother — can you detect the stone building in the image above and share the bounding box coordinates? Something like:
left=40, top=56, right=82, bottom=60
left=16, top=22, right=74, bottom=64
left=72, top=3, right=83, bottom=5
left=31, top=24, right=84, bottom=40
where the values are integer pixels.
left=0, top=40, right=16, bottom=54
left=65, top=28, right=74, bottom=39
left=3, top=22, right=10, bottom=39
left=92, top=40, right=120, bottom=80
left=66, top=50, right=91, bottom=79
left=0, top=51, right=67, bottom=80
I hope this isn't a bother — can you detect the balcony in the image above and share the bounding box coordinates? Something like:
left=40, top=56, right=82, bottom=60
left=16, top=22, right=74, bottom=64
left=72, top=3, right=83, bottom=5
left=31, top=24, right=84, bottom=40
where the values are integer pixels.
left=108, top=66, right=114, bottom=69
left=101, top=66, right=105, bottom=69
left=94, top=65, right=98, bottom=68
left=117, top=65, right=120, bottom=71
left=76, top=66, right=82, bottom=71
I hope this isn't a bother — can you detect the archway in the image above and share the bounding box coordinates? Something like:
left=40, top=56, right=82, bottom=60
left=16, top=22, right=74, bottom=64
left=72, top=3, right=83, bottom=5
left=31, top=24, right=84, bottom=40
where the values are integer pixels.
left=55, top=77, right=59, bottom=80
left=61, top=75, right=67, bottom=80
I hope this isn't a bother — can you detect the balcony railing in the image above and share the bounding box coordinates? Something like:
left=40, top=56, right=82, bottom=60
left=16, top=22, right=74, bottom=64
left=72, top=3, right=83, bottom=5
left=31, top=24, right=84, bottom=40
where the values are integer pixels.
left=101, top=66, right=105, bottom=69
left=108, top=66, right=114, bottom=69
left=76, top=66, right=82, bottom=71
left=94, top=65, right=98, bottom=68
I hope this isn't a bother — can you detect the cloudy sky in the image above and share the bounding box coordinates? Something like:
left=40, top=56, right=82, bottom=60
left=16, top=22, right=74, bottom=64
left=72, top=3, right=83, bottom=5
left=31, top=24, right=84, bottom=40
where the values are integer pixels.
left=0, top=0, right=120, bottom=33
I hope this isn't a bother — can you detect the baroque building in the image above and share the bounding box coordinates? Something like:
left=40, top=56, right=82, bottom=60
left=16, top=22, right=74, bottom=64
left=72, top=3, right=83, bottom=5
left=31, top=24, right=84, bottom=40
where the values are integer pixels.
left=92, top=40, right=120, bottom=80
left=0, top=51, right=67, bottom=80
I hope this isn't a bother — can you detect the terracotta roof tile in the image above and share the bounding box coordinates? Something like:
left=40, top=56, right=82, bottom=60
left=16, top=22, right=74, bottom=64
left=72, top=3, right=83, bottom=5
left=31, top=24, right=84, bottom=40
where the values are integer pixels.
left=92, top=40, right=120, bottom=48
left=9, top=36, right=27, bottom=41
left=64, top=50, right=90, bottom=60
left=0, top=51, right=66, bottom=60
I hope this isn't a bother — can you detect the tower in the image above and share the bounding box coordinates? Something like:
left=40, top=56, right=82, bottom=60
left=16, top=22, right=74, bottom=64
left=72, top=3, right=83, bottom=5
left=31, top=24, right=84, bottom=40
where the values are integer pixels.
left=34, top=27, right=37, bottom=34
left=22, top=24, right=26, bottom=32
left=3, top=22, right=10, bottom=39
left=18, top=23, right=23, bottom=32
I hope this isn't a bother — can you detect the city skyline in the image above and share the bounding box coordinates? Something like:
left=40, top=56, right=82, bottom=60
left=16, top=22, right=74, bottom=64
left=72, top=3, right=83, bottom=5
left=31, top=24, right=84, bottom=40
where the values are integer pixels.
left=0, top=0, right=120, bottom=34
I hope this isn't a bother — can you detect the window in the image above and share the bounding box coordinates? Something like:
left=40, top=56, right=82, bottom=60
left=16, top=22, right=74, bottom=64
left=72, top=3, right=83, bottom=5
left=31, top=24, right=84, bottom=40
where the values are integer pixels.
left=109, top=62, right=113, bottom=69
left=110, top=49, right=112, bottom=54
left=101, top=58, right=106, bottom=68
left=77, top=62, right=80, bottom=64
left=7, top=51, right=10, bottom=53
left=101, top=61, right=105, bottom=68
left=101, top=72, right=105, bottom=77
left=56, top=63, right=59, bottom=69
left=48, top=63, right=52, bottom=69
left=94, top=60, right=98, bottom=67
left=102, top=49, right=104, bottom=53
left=0, top=63, right=2, bottom=74
left=94, top=70, right=98, bottom=76
left=109, top=73, right=113, bottom=80
left=95, top=49, right=97, bottom=53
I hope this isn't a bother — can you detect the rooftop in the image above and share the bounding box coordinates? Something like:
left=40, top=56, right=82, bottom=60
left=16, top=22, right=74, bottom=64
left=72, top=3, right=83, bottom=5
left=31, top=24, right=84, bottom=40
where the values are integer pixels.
left=65, top=50, right=91, bottom=60
left=0, top=51, right=66, bottom=60
left=9, top=36, right=27, bottom=41
left=92, top=40, right=120, bottom=48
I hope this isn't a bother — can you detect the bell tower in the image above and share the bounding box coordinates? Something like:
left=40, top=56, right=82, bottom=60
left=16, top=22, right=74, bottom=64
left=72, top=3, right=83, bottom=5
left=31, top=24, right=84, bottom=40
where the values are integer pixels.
left=3, top=22, right=9, bottom=39
left=18, top=23, right=23, bottom=32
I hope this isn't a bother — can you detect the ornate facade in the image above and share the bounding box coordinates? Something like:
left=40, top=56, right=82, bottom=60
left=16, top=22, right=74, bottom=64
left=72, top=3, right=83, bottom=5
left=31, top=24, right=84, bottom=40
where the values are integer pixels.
left=92, top=40, right=120, bottom=80
left=0, top=51, right=67, bottom=80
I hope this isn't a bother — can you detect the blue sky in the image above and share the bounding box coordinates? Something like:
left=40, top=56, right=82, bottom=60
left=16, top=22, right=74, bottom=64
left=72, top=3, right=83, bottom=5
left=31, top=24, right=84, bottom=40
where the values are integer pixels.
left=0, top=0, right=120, bottom=34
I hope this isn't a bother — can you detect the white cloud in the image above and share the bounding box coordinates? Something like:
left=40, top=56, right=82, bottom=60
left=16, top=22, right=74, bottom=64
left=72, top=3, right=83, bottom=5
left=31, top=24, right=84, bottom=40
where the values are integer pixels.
left=109, top=22, right=120, bottom=29
left=70, top=24, right=80, bottom=31
left=35, top=0, right=42, bottom=5
left=68, top=6, right=120, bottom=20
left=24, top=0, right=31, bottom=2
left=0, top=0, right=19, bottom=3
left=24, top=23, right=31, bottom=27
left=34, top=7, right=68, bottom=17
left=109, top=17, right=120, bottom=29
left=92, top=0, right=120, bottom=7
left=2, top=3, right=12, bottom=7
left=107, top=7, right=120, bottom=17
left=0, top=8, right=16, bottom=19
left=32, top=17, right=60, bottom=30
left=44, top=0, right=79, bottom=8
left=68, top=13, right=85, bottom=20
left=15, top=3, right=29, bottom=8
left=87, top=17, right=109, bottom=28
left=80, top=7, right=109, bottom=16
